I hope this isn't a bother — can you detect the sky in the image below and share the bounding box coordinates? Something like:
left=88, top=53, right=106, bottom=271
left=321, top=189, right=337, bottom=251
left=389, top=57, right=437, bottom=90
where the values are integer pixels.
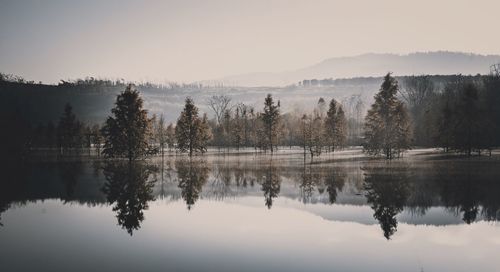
left=1, top=0, right=500, bottom=84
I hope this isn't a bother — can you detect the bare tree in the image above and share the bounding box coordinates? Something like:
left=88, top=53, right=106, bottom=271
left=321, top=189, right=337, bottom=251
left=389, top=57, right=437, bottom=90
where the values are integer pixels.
left=206, top=95, right=232, bottom=125
left=400, top=75, right=435, bottom=110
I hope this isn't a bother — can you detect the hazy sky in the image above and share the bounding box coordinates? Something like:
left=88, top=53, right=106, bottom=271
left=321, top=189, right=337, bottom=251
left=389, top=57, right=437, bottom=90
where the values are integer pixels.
left=1, top=0, right=500, bottom=83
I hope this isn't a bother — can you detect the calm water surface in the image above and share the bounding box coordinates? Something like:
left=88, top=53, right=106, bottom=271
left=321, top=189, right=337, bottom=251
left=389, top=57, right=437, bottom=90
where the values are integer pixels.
left=1, top=151, right=500, bottom=272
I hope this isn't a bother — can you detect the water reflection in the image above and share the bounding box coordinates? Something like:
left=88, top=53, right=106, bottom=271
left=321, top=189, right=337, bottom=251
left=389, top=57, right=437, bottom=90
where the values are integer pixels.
left=325, top=169, right=347, bottom=204
left=101, top=161, right=158, bottom=235
left=259, top=160, right=281, bottom=209
left=59, top=161, right=83, bottom=202
left=435, top=163, right=500, bottom=223
left=1, top=157, right=500, bottom=240
left=299, top=164, right=347, bottom=204
left=363, top=166, right=410, bottom=239
left=176, top=159, right=209, bottom=210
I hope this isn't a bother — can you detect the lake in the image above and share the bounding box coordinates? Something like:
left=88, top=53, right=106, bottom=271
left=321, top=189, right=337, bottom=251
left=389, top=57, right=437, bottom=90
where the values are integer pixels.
left=1, top=149, right=500, bottom=272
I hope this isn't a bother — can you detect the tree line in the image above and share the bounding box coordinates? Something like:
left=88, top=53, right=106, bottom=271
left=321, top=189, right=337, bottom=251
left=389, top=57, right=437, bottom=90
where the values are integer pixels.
left=8, top=72, right=500, bottom=161
left=24, top=84, right=350, bottom=160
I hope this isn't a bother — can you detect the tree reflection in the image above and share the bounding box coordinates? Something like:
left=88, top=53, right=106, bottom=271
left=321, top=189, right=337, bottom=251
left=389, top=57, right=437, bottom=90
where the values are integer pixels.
left=260, top=160, right=281, bottom=209
left=0, top=202, right=8, bottom=227
left=300, top=163, right=315, bottom=203
left=437, top=166, right=481, bottom=224
left=102, top=161, right=157, bottom=235
left=324, top=168, right=347, bottom=204
left=176, top=159, right=209, bottom=210
left=59, top=161, right=83, bottom=202
left=0, top=162, right=29, bottom=227
left=363, top=166, right=410, bottom=239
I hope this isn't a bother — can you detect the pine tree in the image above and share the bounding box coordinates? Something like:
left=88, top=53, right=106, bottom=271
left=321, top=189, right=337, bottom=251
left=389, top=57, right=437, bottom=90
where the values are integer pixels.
left=393, top=103, right=412, bottom=157
left=223, top=109, right=232, bottom=148
left=432, top=81, right=460, bottom=152
left=364, top=73, right=411, bottom=159
left=156, top=114, right=167, bottom=157
left=324, top=99, right=338, bottom=151
left=454, top=83, right=482, bottom=156
left=198, top=113, right=212, bottom=153
left=317, top=97, right=327, bottom=118
left=101, top=84, right=154, bottom=161
left=57, top=103, right=83, bottom=154
left=324, top=99, right=348, bottom=152
left=300, top=114, right=310, bottom=155
left=334, top=105, right=348, bottom=150
left=175, top=97, right=211, bottom=156
left=91, top=124, right=103, bottom=156
left=231, top=108, right=244, bottom=150
left=311, top=114, right=324, bottom=156
left=165, top=123, right=175, bottom=151
left=262, top=94, right=281, bottom=153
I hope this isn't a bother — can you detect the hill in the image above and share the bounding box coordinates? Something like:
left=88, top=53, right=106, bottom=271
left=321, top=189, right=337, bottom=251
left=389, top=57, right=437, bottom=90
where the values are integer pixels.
left=217, top=51, right=500, bottom=86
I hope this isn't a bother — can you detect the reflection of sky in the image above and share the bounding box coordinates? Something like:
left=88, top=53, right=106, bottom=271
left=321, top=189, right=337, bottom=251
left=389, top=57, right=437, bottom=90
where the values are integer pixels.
left=1, top=200, right=499, bottom=272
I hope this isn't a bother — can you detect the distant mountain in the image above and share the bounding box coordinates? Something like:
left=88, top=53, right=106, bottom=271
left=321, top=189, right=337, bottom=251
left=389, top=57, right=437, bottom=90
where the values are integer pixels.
left=216, top=51, right=500, bottom=87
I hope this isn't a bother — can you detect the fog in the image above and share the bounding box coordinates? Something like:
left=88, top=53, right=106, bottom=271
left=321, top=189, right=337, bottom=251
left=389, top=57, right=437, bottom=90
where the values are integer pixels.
left=2, top=0, right=500, bottom=84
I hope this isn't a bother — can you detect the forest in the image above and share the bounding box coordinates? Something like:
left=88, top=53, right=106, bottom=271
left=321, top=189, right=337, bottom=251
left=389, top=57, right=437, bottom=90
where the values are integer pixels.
left=1, top=72, right=499, bottom=161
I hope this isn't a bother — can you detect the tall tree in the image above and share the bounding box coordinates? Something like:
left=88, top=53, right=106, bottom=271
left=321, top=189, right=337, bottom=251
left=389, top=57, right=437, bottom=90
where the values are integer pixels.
left=101, top=84, right=154, bottom=161
left=453, top=83, right=482, bottom=156
left=199, top=113, right=212, bottom=153
left=206, top=95, right=232, bottom=126
left=334, top=106, right=348, bottom=150
left=261, top=94, right=281, bottom=153
left=175, top=97, right=211, bottom=156
left=324, top=99, right=338, bottom=152
left=324, top=99, right=348, bottom=152
left=57, top=103, right=83, bottom=154
left=91, top=124, right=103, bottom=156
left=310, top=114, right=324, bottom=156
left=400, top=75, right=435, bottom=146
left=300, top=114, right=310, bottom=155
left=155, top=114, right=167, bottom=157
left=165, top=123, right=176, bottom=151
left=364, top=73, right=412, bottom=159
left=231, top=108, right=244, bottom=150
left=317, top=97, right=327, bottom=118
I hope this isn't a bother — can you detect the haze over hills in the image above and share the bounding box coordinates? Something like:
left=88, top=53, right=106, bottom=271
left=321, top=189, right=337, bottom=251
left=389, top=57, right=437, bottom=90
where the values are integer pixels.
left=215, top=51, right=500, bottom=87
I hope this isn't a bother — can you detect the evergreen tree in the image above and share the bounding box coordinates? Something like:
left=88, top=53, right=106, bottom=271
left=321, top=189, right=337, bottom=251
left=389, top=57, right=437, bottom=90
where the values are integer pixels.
left=57, top=103, right=83, bottom=154
left=223, top=109, right=232, bottom=148
left=324, top=99, right=338, bottom=151
left=324, top=99, right=348, bottom=152
left=433, top=80, right=491, bottom=156
left=155, top=114, right=167, bottom=157
left=435, top=101, right=453, bottom=152
left=231, top=108, right=244, bottom=150
left=310, top=114, right=324, bottom=156
left=300, top=114, right=310, bottom=155
left=334, top=106, right=348, bottom=150
left=91, top=124, right=103, bottom=156
left=317, top=97, right=327, bottom=118
left=175, top=97, right=211, bottom=156
left=453, top=83, right=482, bottom=156
left=101, top=84, right=154, bottom=161
left=165, top=123, right=176, bottom=151
left=46, top=121, right=57, bottom=148
left=364, top=73, right=411, bottom=159
left=198, top=113, right=212, bottom=153
left=262, top=94, right=281, bottom=153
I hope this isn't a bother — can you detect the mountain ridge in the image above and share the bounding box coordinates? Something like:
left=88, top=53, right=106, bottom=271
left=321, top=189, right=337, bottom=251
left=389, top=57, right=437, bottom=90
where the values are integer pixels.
left=212, top=51, right=500, bottom=87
